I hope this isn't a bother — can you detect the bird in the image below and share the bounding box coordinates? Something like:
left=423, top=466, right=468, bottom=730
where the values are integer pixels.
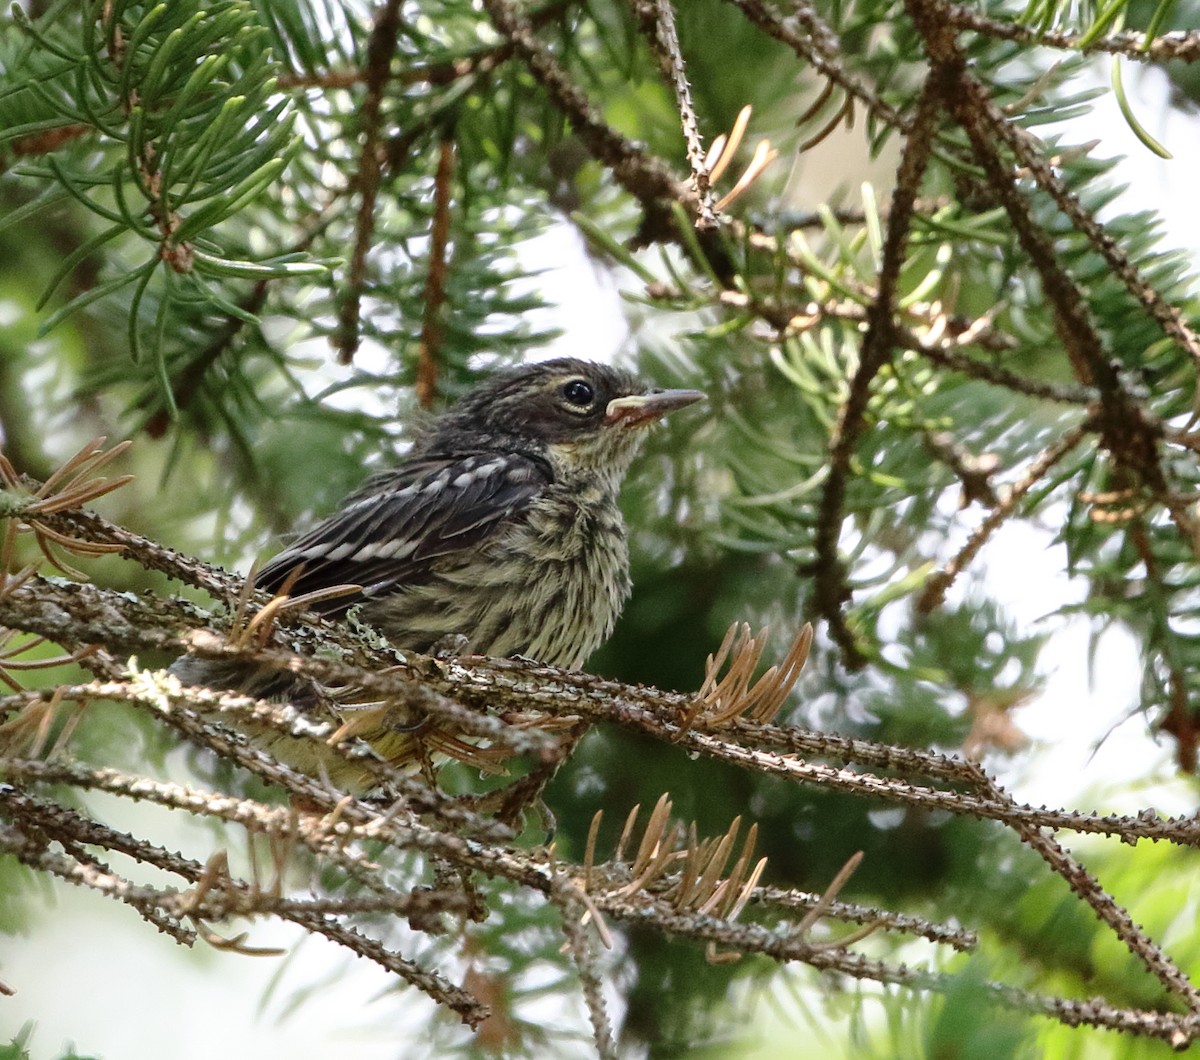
left=171, top=357, right=705, bottom=787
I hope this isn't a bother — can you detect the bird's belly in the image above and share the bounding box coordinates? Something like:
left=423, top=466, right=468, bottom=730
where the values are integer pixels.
left=362, top=498, right=630, bottom=669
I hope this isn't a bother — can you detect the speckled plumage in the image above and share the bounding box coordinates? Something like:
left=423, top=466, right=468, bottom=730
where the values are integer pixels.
left=184, top=358, right=703, bottom=668
left=171, top=358, right=703, bottom=787
left=345, top=473, right=630, bottom=668
left=254, top=358, right=700, bottom=667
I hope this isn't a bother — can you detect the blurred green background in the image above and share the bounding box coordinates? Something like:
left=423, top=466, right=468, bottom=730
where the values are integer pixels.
left=5, top=0, right=1200, bottom=1056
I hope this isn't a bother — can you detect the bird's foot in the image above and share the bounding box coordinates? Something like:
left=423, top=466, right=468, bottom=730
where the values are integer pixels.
left=429, top=633, right=471, bottom=660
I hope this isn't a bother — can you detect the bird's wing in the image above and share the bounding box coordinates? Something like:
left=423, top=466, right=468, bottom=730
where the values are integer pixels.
left=255, top=452, right=551, bottom=615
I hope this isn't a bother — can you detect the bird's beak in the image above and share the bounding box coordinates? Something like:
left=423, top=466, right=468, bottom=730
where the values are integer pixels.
left=605, top=388, right=706, bottom=428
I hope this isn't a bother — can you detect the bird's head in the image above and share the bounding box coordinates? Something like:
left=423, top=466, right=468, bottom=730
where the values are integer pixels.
left=429, top=358, right=705, bottom=487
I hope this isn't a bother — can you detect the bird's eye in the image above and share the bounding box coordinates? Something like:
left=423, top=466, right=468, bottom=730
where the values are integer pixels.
left=561, top=379, right=595, bottom=407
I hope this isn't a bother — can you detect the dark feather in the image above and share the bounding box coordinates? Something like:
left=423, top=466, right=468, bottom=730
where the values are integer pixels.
left=256, top=451, right=552, bottom=615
